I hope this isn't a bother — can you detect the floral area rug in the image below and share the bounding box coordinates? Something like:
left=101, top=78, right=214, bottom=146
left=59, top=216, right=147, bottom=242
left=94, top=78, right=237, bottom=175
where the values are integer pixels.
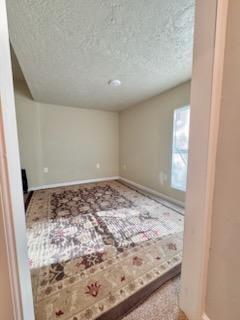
left=26, top=180, right=184, bottom=320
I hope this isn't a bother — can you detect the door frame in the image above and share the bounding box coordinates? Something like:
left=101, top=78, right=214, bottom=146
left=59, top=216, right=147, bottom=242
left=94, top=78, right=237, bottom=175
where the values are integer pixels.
left=0, top=0, right=229, bottom=319
left=0, top=0, right=35, bottom=319
left=0, top=105, right=17, bottom=320
left=180, top=0, right=229, bottom=319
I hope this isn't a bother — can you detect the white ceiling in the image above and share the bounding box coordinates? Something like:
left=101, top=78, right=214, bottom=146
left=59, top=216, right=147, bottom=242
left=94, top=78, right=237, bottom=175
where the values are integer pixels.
left=7, top=0, right=195, bottom=111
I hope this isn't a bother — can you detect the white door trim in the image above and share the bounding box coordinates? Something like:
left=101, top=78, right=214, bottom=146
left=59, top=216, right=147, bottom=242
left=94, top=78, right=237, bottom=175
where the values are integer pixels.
left=0, top=0, right=35, bottom=319
left=0, top=112, right=18, bottom=320
left=202, top=313, right=210, bottom=320
left=180, top=0, right=229, bottom=318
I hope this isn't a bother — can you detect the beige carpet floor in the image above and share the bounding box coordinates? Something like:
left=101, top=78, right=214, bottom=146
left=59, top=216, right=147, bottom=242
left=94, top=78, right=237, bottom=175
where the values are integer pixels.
left=123, top=276, right=187, bottom=320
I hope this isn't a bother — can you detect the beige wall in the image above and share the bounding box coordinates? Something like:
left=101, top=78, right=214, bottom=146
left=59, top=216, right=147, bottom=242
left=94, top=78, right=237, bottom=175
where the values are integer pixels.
left=15, top=81, right=119, bottom=188
left=206, top=1, right=240, bottom=319
left=16, top=79, right=190, bottom=202
left=119, top=81, right=191, bottom=203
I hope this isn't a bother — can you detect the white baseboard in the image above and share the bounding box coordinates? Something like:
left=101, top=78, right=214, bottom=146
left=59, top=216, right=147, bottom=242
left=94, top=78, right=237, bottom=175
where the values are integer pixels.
left=202, top=313, right=210, bottom=320
left=119, top=177, right=185, bottom=208
left=29, top=176, right=184, bottom=208
left=28, top=176, right=120, bottom=191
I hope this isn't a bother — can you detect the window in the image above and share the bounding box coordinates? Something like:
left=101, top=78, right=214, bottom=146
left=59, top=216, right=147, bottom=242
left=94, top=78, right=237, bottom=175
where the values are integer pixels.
left=171, top=106, right=190, bottom=191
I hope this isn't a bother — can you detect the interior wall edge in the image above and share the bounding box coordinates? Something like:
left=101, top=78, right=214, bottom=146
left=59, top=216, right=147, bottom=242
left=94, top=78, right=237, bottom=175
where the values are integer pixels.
left=119, top=80, right=191, bottom=114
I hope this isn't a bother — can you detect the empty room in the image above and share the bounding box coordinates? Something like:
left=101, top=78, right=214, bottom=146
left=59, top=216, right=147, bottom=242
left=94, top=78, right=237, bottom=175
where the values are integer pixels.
left=6, top=1, right=194, bottom=319
left=3, top=1, right=239, bottom=320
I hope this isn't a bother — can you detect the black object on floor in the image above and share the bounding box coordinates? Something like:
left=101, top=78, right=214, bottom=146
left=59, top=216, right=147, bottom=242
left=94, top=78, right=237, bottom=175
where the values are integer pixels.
left=24, top=191, right=33, bottom=211
left=21, top=169, right=28, bottom=193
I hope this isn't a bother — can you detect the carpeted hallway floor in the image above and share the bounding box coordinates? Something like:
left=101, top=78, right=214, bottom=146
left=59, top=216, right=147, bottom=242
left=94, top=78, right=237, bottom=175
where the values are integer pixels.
left=123, top=276, right=187, bottom=320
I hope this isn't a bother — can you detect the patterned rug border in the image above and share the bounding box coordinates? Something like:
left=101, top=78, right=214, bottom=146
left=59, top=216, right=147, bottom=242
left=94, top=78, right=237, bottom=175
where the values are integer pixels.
left=35, top=233, right=182, bottom=301
left=97, top=265, right=181, bottom=320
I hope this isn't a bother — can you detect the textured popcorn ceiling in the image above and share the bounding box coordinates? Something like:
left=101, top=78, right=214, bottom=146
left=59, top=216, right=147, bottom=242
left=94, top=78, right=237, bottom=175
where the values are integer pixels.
left=7, top=0, right=195, bottom=111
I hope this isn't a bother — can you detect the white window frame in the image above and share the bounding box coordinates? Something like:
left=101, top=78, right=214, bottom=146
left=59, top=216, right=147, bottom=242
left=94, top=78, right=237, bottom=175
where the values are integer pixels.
left=171, top=105, right=190, bottom=192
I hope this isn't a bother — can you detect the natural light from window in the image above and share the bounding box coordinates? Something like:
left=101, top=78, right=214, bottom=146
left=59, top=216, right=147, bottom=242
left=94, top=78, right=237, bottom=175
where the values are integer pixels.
left=171, top=106, right=190, bottom=192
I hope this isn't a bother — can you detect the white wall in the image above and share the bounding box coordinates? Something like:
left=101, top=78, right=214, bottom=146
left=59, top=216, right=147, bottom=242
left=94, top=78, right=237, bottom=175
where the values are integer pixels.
left=14, top=81, right=119, bottom=189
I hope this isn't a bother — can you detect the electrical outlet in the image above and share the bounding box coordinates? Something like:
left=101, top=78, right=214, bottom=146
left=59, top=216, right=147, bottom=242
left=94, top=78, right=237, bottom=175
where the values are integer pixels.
left=43, top=167, right=48, bottom=173
left=159, top=171, right=167, bottom=185
left=96, top=163, right=100, bottom=169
